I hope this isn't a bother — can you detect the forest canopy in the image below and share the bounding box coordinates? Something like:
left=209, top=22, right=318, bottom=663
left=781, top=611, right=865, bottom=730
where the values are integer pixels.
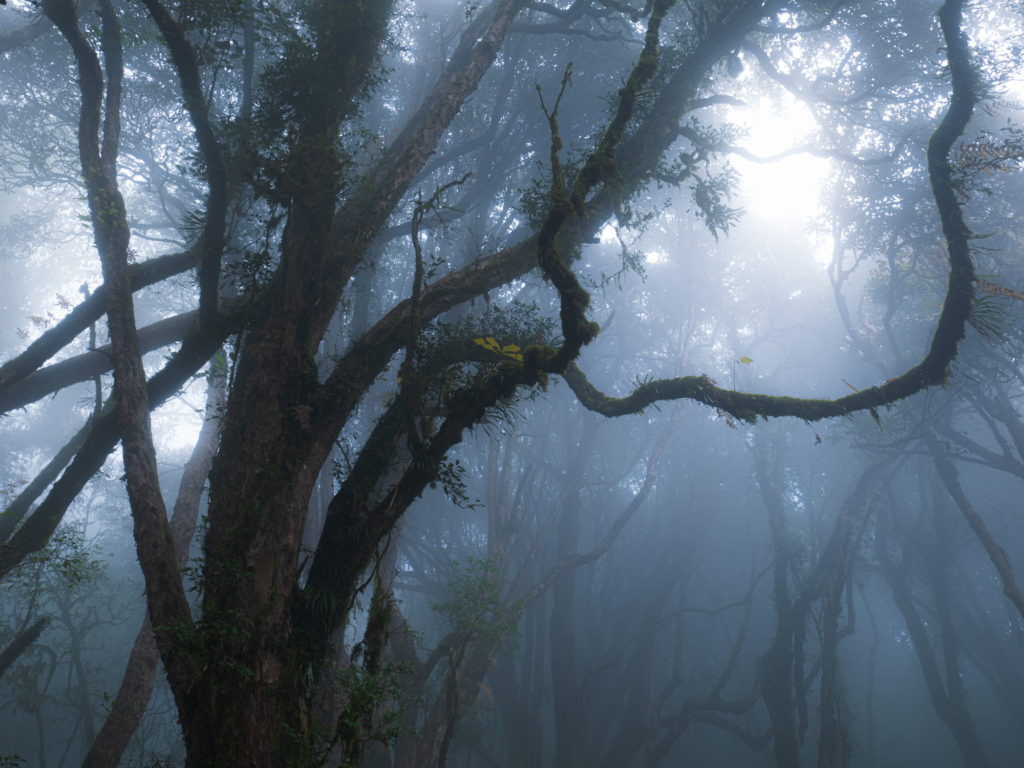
left=2, top=0, right=1024, bottom=766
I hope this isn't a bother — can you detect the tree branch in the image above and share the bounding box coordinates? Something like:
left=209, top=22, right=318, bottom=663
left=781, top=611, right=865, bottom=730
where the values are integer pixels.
left=0, top=309, right=202, bottom=414
left=137, top=0, right=228, bottom=329
left=929, top=434, right=1024, bottom=620
left=0, top=248, right=198, bottom=398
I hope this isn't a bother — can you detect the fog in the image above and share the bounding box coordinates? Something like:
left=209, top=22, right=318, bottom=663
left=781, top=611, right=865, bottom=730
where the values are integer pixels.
left=1, top=1, right=1023, bottom=767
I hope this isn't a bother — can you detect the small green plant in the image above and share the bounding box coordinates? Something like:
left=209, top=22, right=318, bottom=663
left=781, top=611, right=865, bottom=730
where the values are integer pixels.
left=330, top=660, right=413, bottom=766
left=432, top=556, right=520, bottom=656
left=433, top=458, right=481, bottom=510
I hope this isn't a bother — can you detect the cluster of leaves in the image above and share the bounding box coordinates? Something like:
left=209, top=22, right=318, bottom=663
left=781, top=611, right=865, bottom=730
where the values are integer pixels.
left=422, top=302, right=556, bottom=363
left=16, top=524, right=103, bottom=588
left=472, top=336, right=523, bottom=362
left=968, top=275, right=1024, bottom=338
left=400, top=302, right=559, bottom=438
left=517, top=148, right=587, bottom=233
left=431, top=556, right=520, bottom=655
left=330, top=660, right=414, bottom=766
left=689, top=164, right=743, bottom=240
left=951, top=122, right=1024, bottom=200
left=433, top=457, right=482, bottom=510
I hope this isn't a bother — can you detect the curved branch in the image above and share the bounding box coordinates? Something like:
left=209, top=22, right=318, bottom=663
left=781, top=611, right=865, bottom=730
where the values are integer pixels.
left=558, top=0, right=979, bottom=424
left=715, top=138, right=907, bottom=166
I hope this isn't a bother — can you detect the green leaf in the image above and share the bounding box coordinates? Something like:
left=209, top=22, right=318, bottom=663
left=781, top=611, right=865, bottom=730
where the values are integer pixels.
left=739, top=356, right=753, bottom=364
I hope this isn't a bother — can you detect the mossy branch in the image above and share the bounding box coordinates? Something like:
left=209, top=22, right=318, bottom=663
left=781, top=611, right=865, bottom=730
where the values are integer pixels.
left=557, top=0, right=981, bottom=425
left=534, top=0, right=676, bottom=373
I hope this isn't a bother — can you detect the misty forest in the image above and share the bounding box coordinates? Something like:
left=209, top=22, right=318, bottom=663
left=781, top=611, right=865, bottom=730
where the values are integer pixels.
left=3, top=0, right=1024, bottom=766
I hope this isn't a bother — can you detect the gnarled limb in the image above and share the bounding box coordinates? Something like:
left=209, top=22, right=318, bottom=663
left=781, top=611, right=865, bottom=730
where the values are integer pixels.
left=553, top=0, right=979, bottom=425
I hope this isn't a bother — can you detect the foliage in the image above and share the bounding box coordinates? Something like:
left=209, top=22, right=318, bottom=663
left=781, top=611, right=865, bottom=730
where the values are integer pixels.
left=432, top=556, right=520, bottom=655
left=328, top=660, right=413, bottom=767
left=433, top=458, right=481, bottom=510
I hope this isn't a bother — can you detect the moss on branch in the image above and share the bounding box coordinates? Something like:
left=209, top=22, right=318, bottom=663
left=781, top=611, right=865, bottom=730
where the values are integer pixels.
left=554, top=0, right=981, bottom=426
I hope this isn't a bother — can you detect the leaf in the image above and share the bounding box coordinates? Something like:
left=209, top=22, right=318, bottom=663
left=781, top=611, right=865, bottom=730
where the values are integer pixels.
left=739, top=356, right=753, bottom=364
left=502, top=344, right=521, bottom=354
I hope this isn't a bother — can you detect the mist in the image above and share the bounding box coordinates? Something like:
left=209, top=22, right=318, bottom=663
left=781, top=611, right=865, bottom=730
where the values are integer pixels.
left=1, top=1, right=1024, bottom=767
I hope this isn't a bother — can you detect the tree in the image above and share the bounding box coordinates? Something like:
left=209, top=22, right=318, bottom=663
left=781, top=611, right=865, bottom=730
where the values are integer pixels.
left=0, top=0, right=1014, bottom=765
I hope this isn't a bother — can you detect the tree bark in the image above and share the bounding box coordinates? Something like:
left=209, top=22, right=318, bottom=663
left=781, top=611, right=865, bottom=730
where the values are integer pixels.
left=42, top=0, right=197, bottom=728
left=81, top=357, right=226, bottom=768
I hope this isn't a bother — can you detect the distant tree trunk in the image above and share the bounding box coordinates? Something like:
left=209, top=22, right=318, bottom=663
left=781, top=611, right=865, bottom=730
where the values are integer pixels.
left=549, top=487, right=588, bottom=768
left=752, top=437, right=800, bottom=768
left=492, top=652, right=530, bottom=768
left=598, top=552, right=682, bottom=768
left=549, top=416, right=600, bottom=768
left=875, top=482, right=991, bottom=768
left=528, top=593, right=547, bottom=768
left=61, top=597, right=96, bottom=746
left=858, top=588, right=880, bottom=768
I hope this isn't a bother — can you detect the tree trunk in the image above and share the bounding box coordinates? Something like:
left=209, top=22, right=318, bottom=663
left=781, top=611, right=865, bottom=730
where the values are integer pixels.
left=82, top=358, right=226, bottom=768
left=549, top=488, right=587, bottom=768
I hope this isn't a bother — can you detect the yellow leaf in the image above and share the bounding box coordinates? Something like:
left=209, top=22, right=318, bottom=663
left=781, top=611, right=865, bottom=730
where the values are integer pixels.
left=485, top=337, right=500, bottom=350
left=739, top=356, right=753, bottom=364
left=502, top=344, right=521, bottom=354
